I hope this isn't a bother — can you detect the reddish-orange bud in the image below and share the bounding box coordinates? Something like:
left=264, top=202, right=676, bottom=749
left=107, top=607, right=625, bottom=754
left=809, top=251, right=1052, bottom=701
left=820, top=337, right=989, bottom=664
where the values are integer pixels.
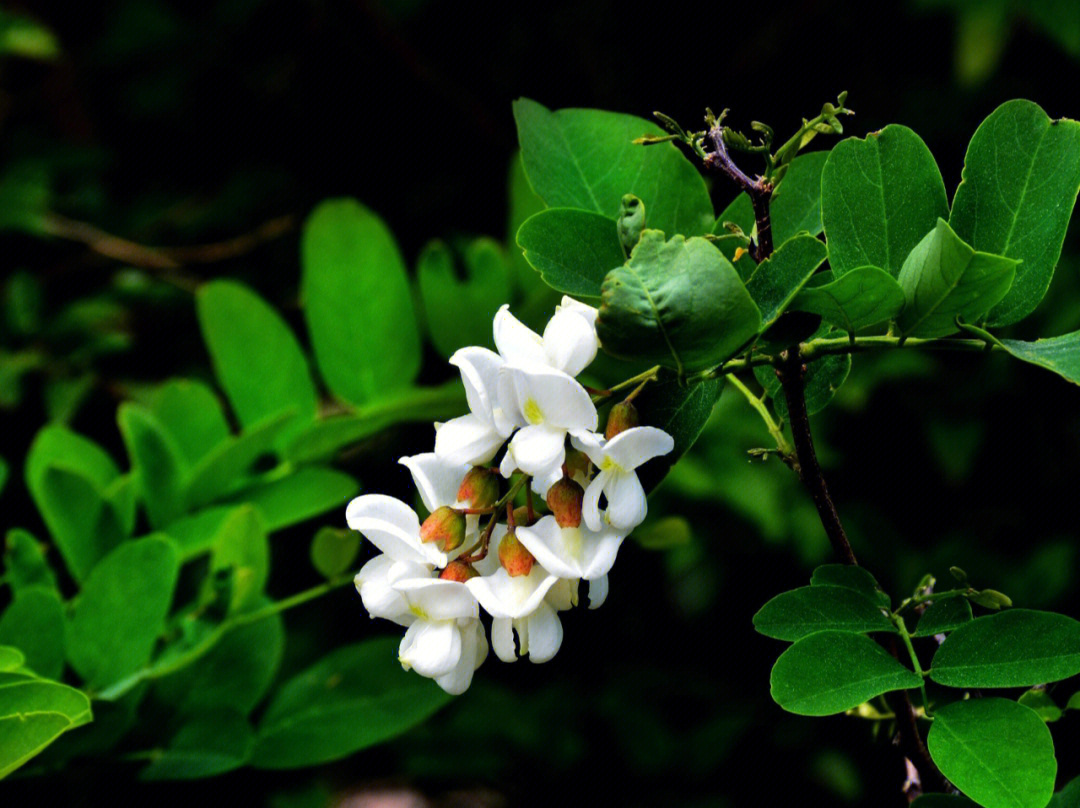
left=457, top=466, right=500, bottom=509
left=498, top=529, right=535, bottom=577
left=562, top=446, right=591, bottom=479
left=419, top=506, right=467, bottom=552
left=546, top=477, right=584, bottom=528
left=439, top=561, right=478, bottom=582
left=605, top=400, right=640, bottom=439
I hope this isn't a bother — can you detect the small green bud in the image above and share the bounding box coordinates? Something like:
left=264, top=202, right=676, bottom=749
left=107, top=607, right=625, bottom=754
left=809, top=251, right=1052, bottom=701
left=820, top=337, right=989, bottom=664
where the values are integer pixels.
left=457, top=467, right=500, bottom=509
left=562, top=446, right=591, bottom=480
left=512, top=505, right=537, bottom=527
left=439, top=561, right=478, bottom=583
left=949, top=566, right=968, bottom=584
left=968, top=589, right=1013, bottom=610
left=499, top=529, right=535, bottom=577
left=546, top=477, right=584, bottom=528
left=420, top=506, right=466, bottom=552
left=605, top=400, right=640, bottom=439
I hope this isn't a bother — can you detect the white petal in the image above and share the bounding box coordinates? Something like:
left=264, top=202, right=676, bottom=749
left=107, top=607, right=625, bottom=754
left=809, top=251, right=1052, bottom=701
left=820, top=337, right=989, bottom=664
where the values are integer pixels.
left=434, top=618, right=484, bottom=695
left=558, top=295, right=599, bottom=327
left=394, top=578, right=479, bottom=621
left=354, top=555, right=412, bottom=625
left=346, top=494, right=427, bottom=564
left=588, top=574, right=609, bottom=609
left=472, top=524, right=507, bottom=577
left=465, top=566, right=559, bottom=619
left=581, top=470, right=608, bottom=532
left=530, top=465, right=563, bottom=498
left=545, top=578, right=579, bottom=611
left=434, top=413, right=506, bottom=466
left=515, top=516, right=582, bottom=579
left=603, top=471, right=647, bottom=531
left=543, top=307, right=598, bottom=377
left=399, top=452, right=469, bottom=513
left=507, top=425, right=566, bottom=478
left=470, top=619, right=488, bottom=669
left=493, top=304, right=548, bottom=366
left=498, top=445, right=518, bottom=478
left=491, top=617, right=517, bottom=662
left=399, top=620, right=461, bottom=678
left=504, top=365, right=597, bottom=430
left=604, top=426, right=675, bottom=470
left=579, top=529, right=625, bottom=580
left=570, top=430, right=607, bottom=468
left=494, top=371, right=525, bottom=437
left=524, top=602, right=563, bottom=663
left=449, top=346, right=504, bottom=422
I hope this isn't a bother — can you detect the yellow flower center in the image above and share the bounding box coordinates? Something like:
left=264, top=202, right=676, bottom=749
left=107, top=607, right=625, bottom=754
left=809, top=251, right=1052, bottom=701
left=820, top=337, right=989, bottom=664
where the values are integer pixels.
left=523, top=397, right=544, bottom=425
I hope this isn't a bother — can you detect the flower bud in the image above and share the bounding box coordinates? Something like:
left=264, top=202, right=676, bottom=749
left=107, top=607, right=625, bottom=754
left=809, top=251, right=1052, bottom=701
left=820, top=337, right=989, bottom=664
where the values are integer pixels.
left=439, top=561, right=478, bottom=582
left=605, top=400, right=640, bottom=439
left=512, top=505, right=537, bottom=527
left=498, top=529, right=535, bottom=577
left=546, top=477, right=584, bottom=528
left=419, top=506, right=467, bottom=552
left=457, top=467, right=500, bottom=509
left=562, top=446, right=591, bottom=480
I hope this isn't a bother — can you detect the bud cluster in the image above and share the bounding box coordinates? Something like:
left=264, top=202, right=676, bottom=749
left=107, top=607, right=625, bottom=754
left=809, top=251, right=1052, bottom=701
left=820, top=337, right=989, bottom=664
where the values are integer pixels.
left=347, top=297, right=674, bottom=694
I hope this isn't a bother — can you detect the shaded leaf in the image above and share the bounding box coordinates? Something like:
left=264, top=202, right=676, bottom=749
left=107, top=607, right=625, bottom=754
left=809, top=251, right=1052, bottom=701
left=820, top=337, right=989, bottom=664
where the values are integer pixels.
left=1018, top=689, right=1063, bottom=722
left=771, top=150, right=829, bottom=245
left=140, top=710, right=253, bottom=780
left=913, top=594, right=973, bottom=637
left=754, top=585, right=894, bottom=641
left=118, top=403, right=187, bottom=528
left=310, top=528, right=361, bottom=579
left=2, top=529, right=58, bottom=595
left=516, top=208, right=625, bottom=298
left=1000, top=330, right=1080, bottom=387
left=147, top=379, right=231, bottom=468
left=208, top=506, right=269, bottom=614
left=791, top=266, right=906, bottom=332
left=745, top=234, right=828, bottom=329
left=226, top=467, right=358, bottom=532
left=811, top=564, right=892, bottom=608
left=0, top=587, right=66, bottom=679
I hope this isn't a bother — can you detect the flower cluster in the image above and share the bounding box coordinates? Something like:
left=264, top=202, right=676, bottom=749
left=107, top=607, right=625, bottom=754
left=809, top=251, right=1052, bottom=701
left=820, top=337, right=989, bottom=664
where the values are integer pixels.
left=347, top=298, right=674, bottom=694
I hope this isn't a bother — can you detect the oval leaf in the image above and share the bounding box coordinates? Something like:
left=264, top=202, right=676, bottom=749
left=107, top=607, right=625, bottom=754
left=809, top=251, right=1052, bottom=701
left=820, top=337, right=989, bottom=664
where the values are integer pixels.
left=1000, top=330, right=1080, bottom=387
left=811, top=564, right=891, bottom=608
left=928, top=698, right=1056, bottom=808
left=745, top=234, right=828, bottom=330
left=949, top=99, right=1080, bottom=326
left=930, top=609, right=1080, bottom=688
left=753, top=585, right=895, bottom=641
left=140, top=710, right=253, bottom=781
left=0, top=587, right=66, bottom=679
left=913, top=594, right=973, bottom=638
left=770, top=630, right=922, bottom=716
left=771, top=150, right=829, bottom=246
left=516, top=208, right=626, bottom=298
left=791, top=266, right=906, bottom=333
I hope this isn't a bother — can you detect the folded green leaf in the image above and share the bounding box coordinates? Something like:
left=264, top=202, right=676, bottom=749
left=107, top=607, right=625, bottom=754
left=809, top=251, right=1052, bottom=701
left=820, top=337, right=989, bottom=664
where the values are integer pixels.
left=3, top=529, right=58, bottom=595
left=999, top=330, right=1080, bottom=387
left=140, top=710, right=253, bottom=780
left=597, top=231, right=761, bottom=374
left=753, top=585, right=895, bottom=641
left=912, top=594, right=973, bottom=637
left=930, top=609, right=1080, bottom=688
left=0, top=677, right=92, bottom=778
left=1049, top=774, right=1080, bottom=807
left=928, top=698, right=1056, bottom=808
left=251, top=638, right=453, bottom=769
left=745, top=234, right=828, bottom=330
left=771, top=150, right=829, bottom=245
left=207, top=506, right=269, bottom=614
left=949, top=99, right=1080, bottom=326
left=197, top=280, right=317, bottom=439
left=147, top=379, right=231, bottom=468
left=513, top=98, right=714, bottom=236
left=67, top=536, right=180, bottom=691
left=1018, top=689, right=1063, bottom=722
left=0, top=646, right=24, bottom=672
left=770, top=630, right=922, bottom=716
left=225, top=467, right=358, bottom=532
left=822, top=124, right=949, bottom=278
left=301, top=198, right=421, bottom=405
left=118, top=403, right=187, bottom=529
left=516, top=208, right=626, bottom=298
left=0, top=587, right=66, bottom=679
left=791, top=266, right=906, bottom=333
left=898, top=218, right=1018, bottom=338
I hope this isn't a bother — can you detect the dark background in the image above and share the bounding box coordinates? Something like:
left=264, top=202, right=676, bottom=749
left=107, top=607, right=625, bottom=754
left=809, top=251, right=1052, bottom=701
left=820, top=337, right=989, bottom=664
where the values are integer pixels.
left=3, top=0, right=1080, bottom=805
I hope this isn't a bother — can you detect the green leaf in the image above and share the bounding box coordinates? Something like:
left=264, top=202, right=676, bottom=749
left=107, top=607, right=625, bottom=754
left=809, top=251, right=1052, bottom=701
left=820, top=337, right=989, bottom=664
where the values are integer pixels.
left=791, top=266, right=906, bottom=333
left=810, top=565, right=892, bottom=608
left=754, top=347, right=852, bottom=419
left=250, top=638, right=453, bottom=768
left=118, top=403, right=187, bottom=529
left=930, top=609, right=1080, bottom=688
left=0, top=163, right=50, bottom=234
left=1018, top=689, right=1063, bottom=722
left=0, top=11, right=61, bottom=60
left=897, top=218, right=1018, bottom=338
left=516, top=208, right=626, bottom=298
left=507, top=151, right=549, bottom=294
left=597, top=231, right=761, bottom=374
left=0, top=647, right=24, bottom=672
left=196, top=280, right=317, bottom=438
left=1049, top=775, right=1080, bottom=807
left=183, top=412, right=294, bottom=511
left=770, top=630, right=922, bottom=716
left=632, top=372, right=725, bottom=493
left=3, top=529, right=58, bottom=595
left=513, top=98, right=714, bottom=236
left=67, top=536, right=180, bottom=691
left=928, top=698, right=1056, bottom=808
left=711, top=194, right=757, bottom=280
left=26, top=424, right=119, bottom=492
left=631, top=515, right=692, bottom=550
left=745, top=234, right=828, bottom=330
left=163, top=506, right=235, bottom=561
left=140, top=710, right=253, bottom=780
left=226, top=467, right=358, bottom=532
left=154, top=611, right=283, bottom=716
left=0, top=456, right=7, bottom=495
left=910, top=796, right=980, bottom=808
left=310, top=527, right=361, bottom=579
left=821, top=124, right=949, bottom=278
left=0, top=677, right=92, bottom=778
left=147, top=379, right=231, bottom=467
left=208, top=506, right=269, bottom=614
left=771, top=150, right=829, bottom=245
left=1000, top=330, right=1080, bottom=387
left=754, top=585, right=894, bottom=641
left=418, top=239, right=510, bottom=356
left=913, top=594, right=973, bottom=637
left=949, top=99, right=1080, bottom=326
left=283, top=381, right=465, bottom=464
left=0, top=587, right=66, bottom=679
left=301, top=198, right=421, bottom=405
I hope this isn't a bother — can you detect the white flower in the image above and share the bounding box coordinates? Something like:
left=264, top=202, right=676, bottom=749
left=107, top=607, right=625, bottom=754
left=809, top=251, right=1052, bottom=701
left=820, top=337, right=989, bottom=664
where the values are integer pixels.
left=515, top=514, right=625, bottom=581
left=497, top=364, right=597, bottom=484
left=353, top=554, right=434, bottom=625
left=493, top=297, right=599, bottom=377
left=465, top=565, right=563, bottom=663
left=572, top=427, right=675, bottom=531
left=435, top=347, right=515, bottom=465
left=398, top=451, right=481, bottom=537
left=346, top=493, right=451, bottom=568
